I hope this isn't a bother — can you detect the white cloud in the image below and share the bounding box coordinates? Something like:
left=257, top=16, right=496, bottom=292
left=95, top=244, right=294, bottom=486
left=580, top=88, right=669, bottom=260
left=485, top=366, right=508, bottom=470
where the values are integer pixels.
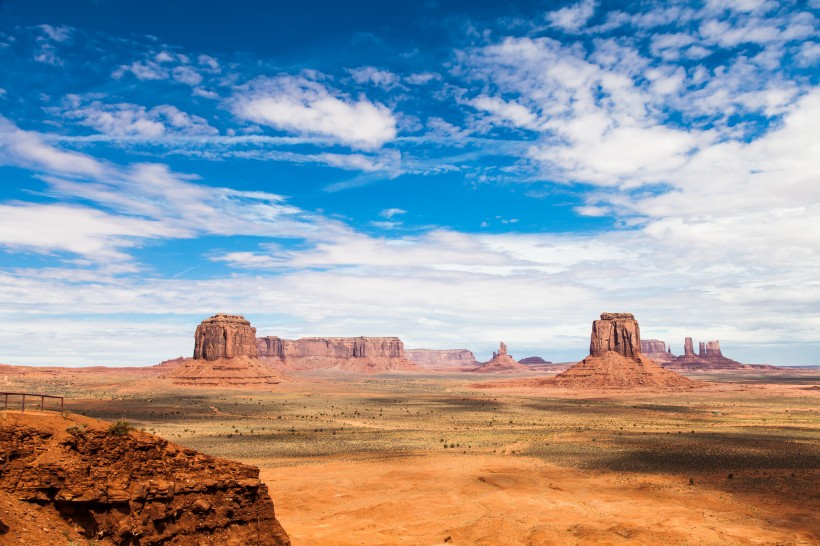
left=546, top=0, right=598, bottom=32
left=56, top=97, right=218, bottom=137
left=380, top=208, right=406, bottom=219
left=232, top=75, right=397, bottom=150
left=349, top=66, right=401, bottom=88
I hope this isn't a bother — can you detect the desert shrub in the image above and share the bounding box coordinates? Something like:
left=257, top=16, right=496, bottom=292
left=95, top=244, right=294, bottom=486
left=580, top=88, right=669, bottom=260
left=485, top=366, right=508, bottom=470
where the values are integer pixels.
left=108, top=418, right=131, bottom=436
left=66, top=424, right=87, bottom=438
left=61, top=409, right=72, bottom=419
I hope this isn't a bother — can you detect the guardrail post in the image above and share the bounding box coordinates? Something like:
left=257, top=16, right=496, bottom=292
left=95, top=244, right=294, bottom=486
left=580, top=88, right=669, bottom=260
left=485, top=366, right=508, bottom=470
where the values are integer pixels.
left=21, top=394, right=25, bottom=414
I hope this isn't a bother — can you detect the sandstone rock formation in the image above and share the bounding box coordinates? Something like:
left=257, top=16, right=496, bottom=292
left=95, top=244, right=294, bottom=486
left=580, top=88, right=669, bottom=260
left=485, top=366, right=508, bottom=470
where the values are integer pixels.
left=553, top=313, right=696, bottom=389
left=519, top=356, right=551, bottom=365
left=640, top=339, right=674, bottom=363
left=684, top=337, right=695, bottom=357
left=194, top=313, right=258, bottom=360
left=640, top=339, right=667, bottom=354
left=166, top=314, right=283, bottom=386
left=664, top=338, right=748, bottom=371
left=405, top=348, right=478, bottom=369
left=473, top=342, right=531, bottom=374
left=0, top=412, right=290, bottom=545
left=257, top=336, right=417, bottom=372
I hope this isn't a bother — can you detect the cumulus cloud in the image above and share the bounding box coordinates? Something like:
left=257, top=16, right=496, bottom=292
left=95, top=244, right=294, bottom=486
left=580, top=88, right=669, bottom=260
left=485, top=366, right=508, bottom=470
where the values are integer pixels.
left=232, top=75, right=398, bottom=150
left=546, top=0, right=598, bottom=32
left=56, top=96, right=218, bottom=137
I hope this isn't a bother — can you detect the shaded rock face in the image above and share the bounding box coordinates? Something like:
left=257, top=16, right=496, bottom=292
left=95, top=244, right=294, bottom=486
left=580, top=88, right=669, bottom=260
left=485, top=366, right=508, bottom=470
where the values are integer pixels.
left=589, top=312, right=641, bottom=359
left=406, top=349, right=478, bottom=368
left=554, top=312, right=696, bottom=389
left=194, top=314, right=258, bottom=360
left=257, top=336, right=417, bottom=372
left=0, top=414, right=289, bottom=545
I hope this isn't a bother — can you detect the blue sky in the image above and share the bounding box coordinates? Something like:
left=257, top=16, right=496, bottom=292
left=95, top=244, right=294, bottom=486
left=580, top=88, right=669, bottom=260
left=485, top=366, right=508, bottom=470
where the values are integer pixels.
left=0, top=0, right=818, bottom=366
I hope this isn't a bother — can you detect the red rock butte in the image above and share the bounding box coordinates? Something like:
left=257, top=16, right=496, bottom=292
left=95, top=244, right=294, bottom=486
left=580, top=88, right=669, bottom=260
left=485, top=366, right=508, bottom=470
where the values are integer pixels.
left=167, top=314, right=283, bottom=386
left=473, top=342, right=531, bottom=374
left=554, top=312, right=697, bottom=389
left=257, top=336, right=418, bottom=372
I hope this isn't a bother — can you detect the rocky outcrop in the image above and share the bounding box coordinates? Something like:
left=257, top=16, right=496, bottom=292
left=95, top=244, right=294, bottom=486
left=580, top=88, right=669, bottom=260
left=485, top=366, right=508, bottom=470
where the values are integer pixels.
left=473, top=342, right=531, bottom=374
left=664, top=338, right=747, bottom=371
left=166, top=314, right=283, bottom=386
left=0, top=413, right=289, bottom=545
left=406, top=349, right=478, bottom=369
left=553, top=313, right=697, bottom=389
left=257, top=336, right=417, bottom=372
left=589, top=312, right=641, bottom=358
left=640, top=339, right=667, bottom=354
left=519, top=356, right=551, bottom=365
left=640, top=339, right=674, bottom=363
left=194, top=313, right=258, bottom=360
left=684, top=337, right=695, bottom=357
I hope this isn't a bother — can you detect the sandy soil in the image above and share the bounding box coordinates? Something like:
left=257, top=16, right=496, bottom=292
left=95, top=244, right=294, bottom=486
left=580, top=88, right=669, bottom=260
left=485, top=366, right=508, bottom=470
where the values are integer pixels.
left=2, top=366, right=819, bottom=545
left=264, top=454, right=818, bottom=546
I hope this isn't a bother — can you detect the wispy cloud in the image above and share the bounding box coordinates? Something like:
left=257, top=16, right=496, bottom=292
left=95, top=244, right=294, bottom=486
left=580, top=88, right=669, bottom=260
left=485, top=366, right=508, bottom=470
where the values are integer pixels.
left=231, top=75, right=398, bottom=150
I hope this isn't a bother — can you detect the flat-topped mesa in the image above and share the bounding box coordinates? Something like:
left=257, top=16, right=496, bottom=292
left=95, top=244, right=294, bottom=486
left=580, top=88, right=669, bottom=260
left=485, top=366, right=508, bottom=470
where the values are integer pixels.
left=589, top=312, right=641, bottom=360
left=194, top=313, right=258, bottom=360
left=641, top=339, right=667, bottom=354
left=256, top=336, right=417, bottom=371
left=406, top=349, right=478, bottom=368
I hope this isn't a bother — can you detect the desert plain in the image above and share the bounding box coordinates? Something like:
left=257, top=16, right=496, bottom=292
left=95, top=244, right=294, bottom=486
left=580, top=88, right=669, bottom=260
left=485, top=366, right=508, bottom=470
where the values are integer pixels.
left=2, top=364, right=819, bottom=545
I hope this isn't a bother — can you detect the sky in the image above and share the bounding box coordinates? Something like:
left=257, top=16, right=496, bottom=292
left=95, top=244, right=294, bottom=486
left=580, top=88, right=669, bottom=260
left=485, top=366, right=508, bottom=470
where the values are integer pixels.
left=0, top=0, right=818, bottom=367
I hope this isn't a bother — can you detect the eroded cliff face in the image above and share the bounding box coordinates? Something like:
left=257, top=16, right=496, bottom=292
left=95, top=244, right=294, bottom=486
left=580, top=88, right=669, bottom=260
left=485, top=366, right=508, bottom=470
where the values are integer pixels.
left=641, top=339, right=667, bottom=354
left=194, top=313, right=258, bottom=360
left=554, top=313, right=696, bottom=389
left=167, top=314, right=282, bottom=386
left=257, top=336, right=417, bottom=371
left=0, top=413, right=290, bottom=545
left=589, top=312, right=642, bottom=359
left=406, top=349, right=478, bottom=368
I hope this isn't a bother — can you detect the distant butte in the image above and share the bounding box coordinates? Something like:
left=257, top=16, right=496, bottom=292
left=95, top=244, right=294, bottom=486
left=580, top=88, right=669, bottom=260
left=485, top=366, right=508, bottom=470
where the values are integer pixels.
left=473, top=342, right=531, bottom=374
left=553, top=313, right=697, bottom=389
left=166, top=314, right=284, bottom=386
left=257, top=336, right=418, bottom=372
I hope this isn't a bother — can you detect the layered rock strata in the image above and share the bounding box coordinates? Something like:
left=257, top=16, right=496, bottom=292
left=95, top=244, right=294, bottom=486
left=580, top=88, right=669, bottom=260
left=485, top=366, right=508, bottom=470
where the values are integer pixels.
left=553, top=313, right=696, bottom=389
left=473, top=342, right=531, bottom=374
left=0, top=413, right=290, bottom=545
left=640, top=339, right=674, bottom=363
left=167, top=314, right=283, bottom=386
left=406, top=349, right=478, bottom=369
left=194, top=313, right=258, bottom=360
left=257, top=336, right=417, bottom=372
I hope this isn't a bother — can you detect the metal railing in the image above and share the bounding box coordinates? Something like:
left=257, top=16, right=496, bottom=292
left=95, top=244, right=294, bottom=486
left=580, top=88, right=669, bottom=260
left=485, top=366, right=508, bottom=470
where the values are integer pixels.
left=1, top=392, right=64, bottom=413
